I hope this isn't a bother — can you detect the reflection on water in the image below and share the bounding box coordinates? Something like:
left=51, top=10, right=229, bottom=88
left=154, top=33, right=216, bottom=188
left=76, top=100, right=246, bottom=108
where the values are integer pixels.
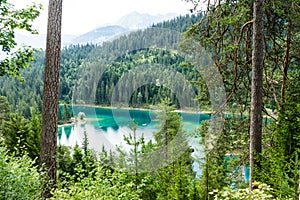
left=58, top=106, right=249, bottom=179
left=58, top=106, right=210, bottom=153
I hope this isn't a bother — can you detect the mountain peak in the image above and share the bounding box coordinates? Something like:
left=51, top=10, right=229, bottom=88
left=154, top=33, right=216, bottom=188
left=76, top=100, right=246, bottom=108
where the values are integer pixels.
left=71, top=25, right=130, bottom=45
left=116, top=12, right=178, bottom=29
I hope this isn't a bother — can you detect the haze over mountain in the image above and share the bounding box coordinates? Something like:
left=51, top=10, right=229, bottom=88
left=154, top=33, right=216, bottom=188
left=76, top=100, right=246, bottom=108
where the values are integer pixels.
left=71, top=12, right=178, bottom=45
left=15, top=33, right=76, bottom=49
left=15, top=12, right=180, bottom=47
left=115, top=11, right=178, bottom=29
left=71, top=25, right=130, bottom=45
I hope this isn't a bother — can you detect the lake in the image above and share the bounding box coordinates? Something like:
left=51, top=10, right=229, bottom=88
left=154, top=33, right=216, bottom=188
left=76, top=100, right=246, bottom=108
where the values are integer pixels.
left=58, top=106, right=249, bottom=180
left=58, top=106, right=210, bottom=154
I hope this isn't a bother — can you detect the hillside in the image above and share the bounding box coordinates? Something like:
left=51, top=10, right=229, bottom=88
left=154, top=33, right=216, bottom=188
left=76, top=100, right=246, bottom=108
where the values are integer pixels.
left=0, top=14, right=203, bottom=116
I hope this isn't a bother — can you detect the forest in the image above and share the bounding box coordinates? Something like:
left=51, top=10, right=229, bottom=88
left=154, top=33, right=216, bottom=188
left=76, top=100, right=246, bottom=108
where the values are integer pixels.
left=0, top=0, right=299, bottom=199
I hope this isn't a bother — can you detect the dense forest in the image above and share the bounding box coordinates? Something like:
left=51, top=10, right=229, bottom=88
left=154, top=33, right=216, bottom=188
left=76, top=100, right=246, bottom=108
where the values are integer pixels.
left=0, top=13, right=203, bottom=116
left=0, top=0, right=300, bottom=199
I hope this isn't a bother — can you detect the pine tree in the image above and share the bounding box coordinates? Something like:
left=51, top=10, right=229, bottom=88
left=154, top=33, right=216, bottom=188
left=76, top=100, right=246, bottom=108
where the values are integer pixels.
left=153, top=99, right=195, bottom=198
left=0, top=96, right=9, bottom=121
left=249, top=0, right=265, bottom=189
left=0, top=112, right=40, bottom=161
left=62, top=104, right=71, bottom=122
left=40, top=0, right=63, bottom=196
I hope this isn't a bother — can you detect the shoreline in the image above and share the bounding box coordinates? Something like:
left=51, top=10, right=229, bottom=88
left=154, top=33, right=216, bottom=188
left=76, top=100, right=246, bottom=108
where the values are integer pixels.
left=57, top=104, right=276, bottom=128
left=66, top=104, right=213, bottom=114
left=60, top=104, right=276, bottom=118
left=58, top=122, right=75, bottom=128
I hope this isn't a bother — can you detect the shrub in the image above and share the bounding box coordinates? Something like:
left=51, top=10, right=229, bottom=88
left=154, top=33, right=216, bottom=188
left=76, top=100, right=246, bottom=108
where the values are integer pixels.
left=209, top=182, right=293, bottom=200
left=0, top=146, right=43, bottom=200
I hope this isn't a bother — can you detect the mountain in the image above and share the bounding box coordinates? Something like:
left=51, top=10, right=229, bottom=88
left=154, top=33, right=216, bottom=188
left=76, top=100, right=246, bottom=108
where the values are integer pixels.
left=14, top=12, right=182, bottom=48
left=71, top=25, right=130, bottom=45
left=70, top=12, right=179, bottom=45
left=116, top=12, right=178, bottom=29
left=14, top=12, right=181, bottom=47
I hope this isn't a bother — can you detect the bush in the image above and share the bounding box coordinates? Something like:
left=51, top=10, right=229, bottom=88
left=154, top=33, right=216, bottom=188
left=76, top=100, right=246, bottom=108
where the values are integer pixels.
left=52, top=166, right=141, bottom=200
left=209, top=182, right=293, bottom=200
left=0, top=146, right=43, bottom=200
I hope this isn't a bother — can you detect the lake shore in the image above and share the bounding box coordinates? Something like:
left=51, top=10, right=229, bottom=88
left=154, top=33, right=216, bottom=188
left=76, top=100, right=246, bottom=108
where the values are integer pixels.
left=68, top=103, right=213, bottom=114
left=60, top=104, right=277, bottom=118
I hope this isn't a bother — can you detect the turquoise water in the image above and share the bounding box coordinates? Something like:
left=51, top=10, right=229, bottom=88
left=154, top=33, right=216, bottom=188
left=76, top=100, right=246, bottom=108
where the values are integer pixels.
left=58, top=106, right=210, bottom=153
left=58, top=106, right=249, bottom=180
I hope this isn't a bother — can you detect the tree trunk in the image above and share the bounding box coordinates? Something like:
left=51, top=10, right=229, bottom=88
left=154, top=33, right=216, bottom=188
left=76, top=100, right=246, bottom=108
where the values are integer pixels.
left=40, top=0, right=62, bottom=197
left=249, top=0, right=264, bottom=190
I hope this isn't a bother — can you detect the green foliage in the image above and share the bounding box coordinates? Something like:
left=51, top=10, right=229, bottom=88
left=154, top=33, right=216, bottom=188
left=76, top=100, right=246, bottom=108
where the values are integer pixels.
left=259, top=73, right=300, bottom=199
left=0, top=1, right=299, bottom=197
left=152, top=99, right=196, bottom=199
left=154, top=99, right=181, bottom=146
left=116, top=120, right=161, bottom=199
left=196, top=120, right=228, bottom=199
left=153, top=13, right=203, bottom=32
left=0, top=50, right=44, bottom=116
left=0, top=96, right=9, bottom=121
left=56, top=144, right=97, bottom=186
left=184, top=0, right=300, bottom=198
left=54, top=101, right=198, bottom=199
left=59, top=44, right=96, bottom=103
left=90, top=47, right=202, bottom=108
left=0, top=146, right=43, bottom=200
left=0, top=0, right=42, bottom=80
left=194, top=113, right=250, bottom=199
left=0, top=44, right=95, bottom=115
left=55, top=133, right=140, bottom=200
left=52, top=166, right=141, bottom=200
left=1, top=14, right=204, bottom=113
left=62, top=104, right=72, bottom=122
left=209, top=182, right=284, bottom=200
left=0, top=110, right=41, bottom=160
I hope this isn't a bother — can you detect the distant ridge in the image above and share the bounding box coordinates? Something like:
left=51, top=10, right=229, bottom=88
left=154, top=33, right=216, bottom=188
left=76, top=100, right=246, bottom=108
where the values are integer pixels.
left=71, top=25, right=130, bottom=45
left=70, top=12, right=179, bottom=45
left=116, top=11, right=178, bottom=29
left=14, top=12, right=181, bottom=47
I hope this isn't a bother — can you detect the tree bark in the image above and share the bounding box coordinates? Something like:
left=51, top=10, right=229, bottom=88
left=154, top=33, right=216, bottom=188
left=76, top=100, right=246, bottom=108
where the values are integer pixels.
left=40, top=0, right=62, bottom=197
left=281, top=21, right=291, bottom=106
left=249, top=0, right=264, bottom=190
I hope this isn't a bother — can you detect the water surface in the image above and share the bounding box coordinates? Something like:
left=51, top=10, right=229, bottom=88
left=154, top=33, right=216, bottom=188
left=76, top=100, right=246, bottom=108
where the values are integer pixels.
left=58, top=106, right=210, bottom=153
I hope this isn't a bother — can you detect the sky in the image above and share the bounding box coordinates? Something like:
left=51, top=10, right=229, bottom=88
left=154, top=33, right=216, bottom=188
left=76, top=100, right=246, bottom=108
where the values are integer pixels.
left=10, top=0, right=194, bottom=35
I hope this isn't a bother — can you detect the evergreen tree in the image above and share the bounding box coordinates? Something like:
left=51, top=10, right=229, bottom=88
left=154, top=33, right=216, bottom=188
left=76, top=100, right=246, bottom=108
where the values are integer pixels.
left=0, top=111, right=41, bottom=161
left=249, top=0, right=265, bottom=189
left=184, top=0, right=299, bottom=197
left=153, top=99, right=195, bottom=199
left=62, top=104, right=71, bottom=122
left=0, top=96, right=9, bottom=121
left=40, top=0, right=63, bottom=196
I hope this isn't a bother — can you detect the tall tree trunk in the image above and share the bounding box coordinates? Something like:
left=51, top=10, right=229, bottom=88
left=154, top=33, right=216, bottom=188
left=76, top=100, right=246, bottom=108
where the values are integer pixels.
left=281, top=21, right=291, bottom=106
left=40, top=0, right=62, bottom=197
left=249, top=0, right=264, bottom=190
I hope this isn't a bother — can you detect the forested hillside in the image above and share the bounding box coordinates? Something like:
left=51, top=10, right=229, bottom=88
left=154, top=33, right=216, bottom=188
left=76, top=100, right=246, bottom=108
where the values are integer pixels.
left=0, top=13, right=203, bottom=116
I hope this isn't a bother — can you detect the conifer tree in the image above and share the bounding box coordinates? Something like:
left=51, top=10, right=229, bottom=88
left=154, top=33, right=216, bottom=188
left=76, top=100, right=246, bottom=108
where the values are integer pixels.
left=153, top=99, right=195, bottom=199
left=40, top=0, right=63, bottom=196
left=249, top=0, right=265, bottom=189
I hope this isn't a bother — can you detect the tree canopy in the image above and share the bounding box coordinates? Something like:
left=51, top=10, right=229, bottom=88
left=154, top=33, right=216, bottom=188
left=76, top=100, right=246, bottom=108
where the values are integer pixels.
left=0, top=0, right=41, bottom=79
